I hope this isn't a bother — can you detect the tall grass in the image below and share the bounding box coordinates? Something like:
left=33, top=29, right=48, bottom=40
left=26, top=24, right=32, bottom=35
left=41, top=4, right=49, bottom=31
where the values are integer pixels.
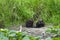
left=0, top=0, right=60, bottom=27
left=40, top=0, right=60, bottom=25
left=0, top=0, right=34, bottom=27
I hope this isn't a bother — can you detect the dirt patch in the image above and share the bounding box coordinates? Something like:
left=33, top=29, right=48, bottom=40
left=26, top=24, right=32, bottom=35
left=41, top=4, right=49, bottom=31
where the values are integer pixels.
left=22, top=27, right=48, bottom=36
left=6, top=25, right=52, bottom=36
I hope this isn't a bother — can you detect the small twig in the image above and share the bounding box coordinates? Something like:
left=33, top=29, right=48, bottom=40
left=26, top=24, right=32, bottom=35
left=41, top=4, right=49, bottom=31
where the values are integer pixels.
left=19, top=25, right=22, bottom=32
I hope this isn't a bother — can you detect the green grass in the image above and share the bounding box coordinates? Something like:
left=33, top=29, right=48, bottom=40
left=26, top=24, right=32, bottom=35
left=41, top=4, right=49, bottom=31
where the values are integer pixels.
left=0, top=0, right=60, bottom=27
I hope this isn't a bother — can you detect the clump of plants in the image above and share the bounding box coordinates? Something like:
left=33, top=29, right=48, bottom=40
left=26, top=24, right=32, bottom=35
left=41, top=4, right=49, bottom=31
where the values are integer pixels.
left=46, top=26, right=60, bottom=38
left=0, top=29, right=40, bottom=40
left=0, top=28, right=60, bottom=40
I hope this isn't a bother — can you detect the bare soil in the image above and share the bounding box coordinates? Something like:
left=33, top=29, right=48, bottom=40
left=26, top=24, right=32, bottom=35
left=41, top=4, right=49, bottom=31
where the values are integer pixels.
left=6, top=25, right=52, bottom=36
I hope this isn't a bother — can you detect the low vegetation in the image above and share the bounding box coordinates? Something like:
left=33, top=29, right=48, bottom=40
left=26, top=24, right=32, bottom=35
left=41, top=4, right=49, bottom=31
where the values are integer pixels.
left=0, top=29, right=40, bottom=40
left=0, top=28, right=60, bottom=40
